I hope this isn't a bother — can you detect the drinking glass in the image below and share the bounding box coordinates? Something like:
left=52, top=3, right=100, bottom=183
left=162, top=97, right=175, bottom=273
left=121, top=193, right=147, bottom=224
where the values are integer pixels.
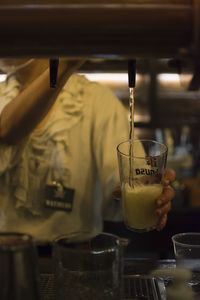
left=0, top=232, right=40, bottom=300
left=53, top=232, right=123, bottom=300
left=117, top=139, right=168, bottom=232
left=172, top=232, right=200, bottom=294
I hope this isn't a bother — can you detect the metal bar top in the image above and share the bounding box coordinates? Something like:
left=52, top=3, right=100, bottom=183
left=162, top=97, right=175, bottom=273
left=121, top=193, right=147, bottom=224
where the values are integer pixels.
left=0, top=1, right=194, bottom=58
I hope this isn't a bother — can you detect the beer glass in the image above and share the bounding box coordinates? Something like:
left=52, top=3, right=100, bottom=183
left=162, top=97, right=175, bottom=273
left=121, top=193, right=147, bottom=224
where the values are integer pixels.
left=117, top=139, right=168, bottom=232
left=0, top=232, right=40, bottom=300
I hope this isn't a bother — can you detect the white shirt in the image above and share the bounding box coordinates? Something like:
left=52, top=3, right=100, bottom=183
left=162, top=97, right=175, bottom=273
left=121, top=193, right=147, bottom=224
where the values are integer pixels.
left=0, top=74, right=129, bottom=241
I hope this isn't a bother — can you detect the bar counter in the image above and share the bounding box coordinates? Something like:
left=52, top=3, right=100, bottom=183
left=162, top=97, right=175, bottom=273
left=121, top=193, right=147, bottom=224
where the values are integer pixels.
left=39, top=255, right=174, bottom=299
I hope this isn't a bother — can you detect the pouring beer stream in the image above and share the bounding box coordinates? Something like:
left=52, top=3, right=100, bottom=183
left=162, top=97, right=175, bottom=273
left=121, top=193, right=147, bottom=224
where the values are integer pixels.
left=128, top=60, right=136, bottom=186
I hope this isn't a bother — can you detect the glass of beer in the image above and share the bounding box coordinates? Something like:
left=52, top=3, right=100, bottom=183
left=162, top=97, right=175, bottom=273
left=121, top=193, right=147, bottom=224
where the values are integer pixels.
left=117, top=139, right=168, bottom=232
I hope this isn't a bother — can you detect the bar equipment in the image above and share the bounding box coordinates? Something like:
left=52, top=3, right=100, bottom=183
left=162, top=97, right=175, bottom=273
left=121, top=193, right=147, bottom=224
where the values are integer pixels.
left=172, top=232, right=200, bottom=293
left=49, top=58, right=59, bottom=88
left=0, top=232, right=40, bottom=300
left=0, top=0, right=197, bottom=59
left=0, top=1, right=199, bottom=88
left=53, top=232, right=123, bottom=300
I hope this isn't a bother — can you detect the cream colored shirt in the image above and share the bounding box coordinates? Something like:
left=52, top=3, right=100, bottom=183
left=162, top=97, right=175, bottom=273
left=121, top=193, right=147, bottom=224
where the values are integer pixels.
left=0, top=74, right=129, bottom=241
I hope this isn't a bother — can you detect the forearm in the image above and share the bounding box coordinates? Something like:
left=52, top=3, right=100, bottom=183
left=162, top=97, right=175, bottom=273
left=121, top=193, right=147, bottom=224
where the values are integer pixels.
left=0, top=62, right=73, bottom=144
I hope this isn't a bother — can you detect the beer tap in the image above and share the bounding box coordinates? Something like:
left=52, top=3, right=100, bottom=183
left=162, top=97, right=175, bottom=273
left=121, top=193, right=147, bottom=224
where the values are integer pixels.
left=49, top=58, right=59, bottom=88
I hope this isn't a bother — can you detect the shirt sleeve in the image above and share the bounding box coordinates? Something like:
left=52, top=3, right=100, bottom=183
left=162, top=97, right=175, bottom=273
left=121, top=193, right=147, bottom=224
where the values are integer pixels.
left=88, top=82, right=129, bottom=221
left=0, top=96, right=11, bottom=115
left=0, top=76, right=20, bottom=115
left=0, top=77, right=25, bottom=174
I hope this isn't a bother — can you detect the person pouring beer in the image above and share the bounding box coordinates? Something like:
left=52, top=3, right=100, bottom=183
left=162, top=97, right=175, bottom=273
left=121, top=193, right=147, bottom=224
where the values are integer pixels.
left=0, top=59, right=175, bottom=241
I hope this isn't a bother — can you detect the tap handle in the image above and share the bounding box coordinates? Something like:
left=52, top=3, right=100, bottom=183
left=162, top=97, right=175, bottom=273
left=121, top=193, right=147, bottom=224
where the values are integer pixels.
left=49, top=58, right=59, bottom=88
left=128, top=59, right=136, bottom=88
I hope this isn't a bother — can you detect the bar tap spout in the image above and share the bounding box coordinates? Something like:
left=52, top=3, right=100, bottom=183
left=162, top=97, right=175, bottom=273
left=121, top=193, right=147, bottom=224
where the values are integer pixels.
left=49, top=58, right=59, bottom=88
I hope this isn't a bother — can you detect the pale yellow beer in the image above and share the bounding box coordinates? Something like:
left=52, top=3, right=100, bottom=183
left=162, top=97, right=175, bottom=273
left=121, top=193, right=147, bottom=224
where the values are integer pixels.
left=117, top=139, right=167, bottom=232
left=122, top=183, right=163, bottom=230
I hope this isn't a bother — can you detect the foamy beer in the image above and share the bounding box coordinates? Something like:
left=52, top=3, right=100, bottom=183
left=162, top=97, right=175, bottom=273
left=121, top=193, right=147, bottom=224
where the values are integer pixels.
left=117, top=140, right=168, bottom=232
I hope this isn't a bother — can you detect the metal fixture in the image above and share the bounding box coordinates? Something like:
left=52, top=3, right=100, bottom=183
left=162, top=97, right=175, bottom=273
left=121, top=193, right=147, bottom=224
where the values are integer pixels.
left=0, top=0, right=196, bottom=59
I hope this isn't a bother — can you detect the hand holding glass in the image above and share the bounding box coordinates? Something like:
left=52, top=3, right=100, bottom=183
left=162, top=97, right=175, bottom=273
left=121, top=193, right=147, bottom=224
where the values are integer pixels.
left=117, top=139, right=168, bottom=232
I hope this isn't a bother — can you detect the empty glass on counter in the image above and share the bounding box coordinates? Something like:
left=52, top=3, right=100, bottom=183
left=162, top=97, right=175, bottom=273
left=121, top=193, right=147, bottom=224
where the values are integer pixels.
left=53, top=232, right=123, bottom=300
left=0, top=232, right=40, bottom=300
left=117, top=139, right=168, bottom=232
left=172, top=232, right=200, bottom=294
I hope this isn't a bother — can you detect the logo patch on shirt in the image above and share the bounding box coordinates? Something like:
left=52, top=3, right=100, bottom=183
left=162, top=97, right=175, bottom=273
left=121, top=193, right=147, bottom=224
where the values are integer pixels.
left=44, top=182, right=74, bottom=211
